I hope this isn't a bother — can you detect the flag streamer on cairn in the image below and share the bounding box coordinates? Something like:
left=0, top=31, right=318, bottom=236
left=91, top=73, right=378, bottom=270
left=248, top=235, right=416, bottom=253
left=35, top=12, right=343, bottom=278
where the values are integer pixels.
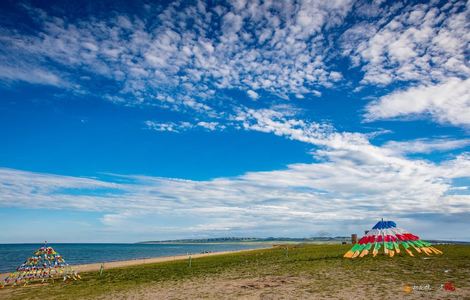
left=1, top=242, right=80, bottom=287
left=344, top=220, right=443, bottom=259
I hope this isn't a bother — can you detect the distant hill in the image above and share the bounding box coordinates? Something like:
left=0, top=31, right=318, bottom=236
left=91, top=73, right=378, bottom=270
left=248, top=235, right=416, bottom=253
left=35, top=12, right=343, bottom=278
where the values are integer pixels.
left=137, top=236, right=350, bottom=244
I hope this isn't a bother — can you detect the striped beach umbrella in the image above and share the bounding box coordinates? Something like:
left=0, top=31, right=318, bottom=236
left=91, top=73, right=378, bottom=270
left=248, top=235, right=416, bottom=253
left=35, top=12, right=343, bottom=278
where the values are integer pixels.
left=344, top=220, right=443, bottom=259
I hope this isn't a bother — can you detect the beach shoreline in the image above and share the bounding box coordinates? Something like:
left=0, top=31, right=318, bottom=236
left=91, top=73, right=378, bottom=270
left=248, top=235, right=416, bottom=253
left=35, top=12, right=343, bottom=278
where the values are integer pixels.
left=0, top=245, right=272, bottom=281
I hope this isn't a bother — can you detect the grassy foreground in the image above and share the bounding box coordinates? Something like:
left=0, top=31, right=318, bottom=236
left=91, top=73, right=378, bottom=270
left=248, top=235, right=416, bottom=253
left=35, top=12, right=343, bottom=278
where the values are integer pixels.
left=1, top=244, right=469, bottom=299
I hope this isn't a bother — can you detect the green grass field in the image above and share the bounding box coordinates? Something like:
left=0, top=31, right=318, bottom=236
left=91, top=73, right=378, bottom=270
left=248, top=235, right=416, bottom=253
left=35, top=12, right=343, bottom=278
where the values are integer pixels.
left=1, top=244, right=469, bottom=299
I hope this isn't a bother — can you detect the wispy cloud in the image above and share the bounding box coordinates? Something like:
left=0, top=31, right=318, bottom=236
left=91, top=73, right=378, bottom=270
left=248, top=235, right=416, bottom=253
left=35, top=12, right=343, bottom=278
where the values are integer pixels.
left=365, top=78, right=470, bottom=126
left=0, top=65, right=69, bottom=87
left=2, top=111, right=470, bottom=237
left=144, top=120, right=224, bottom=132
left=384, top=137, right=470, bottom=155
left=144, top=121, right=194, bottom=133
left=246, top=90, right=260, bottom=101
left=1, top=153, right=469, bottom=237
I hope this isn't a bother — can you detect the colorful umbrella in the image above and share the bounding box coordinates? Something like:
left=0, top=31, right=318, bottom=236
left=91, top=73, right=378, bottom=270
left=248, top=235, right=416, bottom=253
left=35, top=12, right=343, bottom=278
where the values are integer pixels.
left=1, top=242, right=80, bottom=287
left=344, top=220, right=443, bottom=258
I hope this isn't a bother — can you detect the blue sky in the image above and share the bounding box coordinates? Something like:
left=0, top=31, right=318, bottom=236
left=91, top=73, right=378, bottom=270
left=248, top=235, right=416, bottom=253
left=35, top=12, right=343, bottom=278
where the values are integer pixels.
left=1, top=0, right=469, bottom=243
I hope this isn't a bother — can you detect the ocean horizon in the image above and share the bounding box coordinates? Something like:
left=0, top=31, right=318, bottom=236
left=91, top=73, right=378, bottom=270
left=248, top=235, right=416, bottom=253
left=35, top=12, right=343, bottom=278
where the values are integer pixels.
left=0, top=243, right=268, bottom=273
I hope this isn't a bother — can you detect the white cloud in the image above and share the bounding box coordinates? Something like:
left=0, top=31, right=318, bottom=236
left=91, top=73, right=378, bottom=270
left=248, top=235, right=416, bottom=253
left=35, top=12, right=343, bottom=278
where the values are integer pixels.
left=1, top=137, right=469, bottom=238
left=145, top=120, right=223, bottom=132
left=343, top=1, right=469, bottom=86
left=247, top=90, right=259, bottom=100
left=384, top=138, right=470, bottom=155
left=339, top=1, right=470, bottom=127
left=0, top=0, right=353, bottom=112
left=144, top=121, right=188, bottom=133
left=312, top=90, right=322, bottom=97
left=197, top=121, right=223, bottom=131
left=365, top=78, right=470, bottom=126
left=0, top=65, right=68, bottom=87
left=1, top=1, right=467, bottom=130
left=233, top=106, right=366, bottom=150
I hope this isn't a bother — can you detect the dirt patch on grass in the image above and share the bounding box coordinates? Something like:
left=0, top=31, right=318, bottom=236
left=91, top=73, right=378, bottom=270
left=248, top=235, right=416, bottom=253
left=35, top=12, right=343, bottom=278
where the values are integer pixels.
left=98, top=275, right=313, bottom=300
left=97, top=272, right=469, bottom=300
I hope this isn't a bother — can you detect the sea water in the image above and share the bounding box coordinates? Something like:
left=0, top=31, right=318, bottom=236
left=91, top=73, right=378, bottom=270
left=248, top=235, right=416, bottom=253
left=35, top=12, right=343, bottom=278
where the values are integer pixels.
left=0, top=243, right=268, bottom=273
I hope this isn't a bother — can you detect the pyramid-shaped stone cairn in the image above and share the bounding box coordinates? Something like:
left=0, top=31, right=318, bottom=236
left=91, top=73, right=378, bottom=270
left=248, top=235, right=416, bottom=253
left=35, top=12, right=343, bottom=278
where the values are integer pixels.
left=344, top=220, right=443, bottom=258
left=1, top=243, right=80, bottom=287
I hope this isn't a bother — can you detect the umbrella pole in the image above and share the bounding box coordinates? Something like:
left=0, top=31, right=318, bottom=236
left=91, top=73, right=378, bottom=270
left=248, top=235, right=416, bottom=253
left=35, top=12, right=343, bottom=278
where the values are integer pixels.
left=381, top=218, right=385, bottom=256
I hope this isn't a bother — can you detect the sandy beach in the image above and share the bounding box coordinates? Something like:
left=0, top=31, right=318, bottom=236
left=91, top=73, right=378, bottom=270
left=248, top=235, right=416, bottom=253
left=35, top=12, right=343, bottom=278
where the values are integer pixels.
left=74, top=246, right=271, bottom=273
left=0, top=246, right=270, bottom=281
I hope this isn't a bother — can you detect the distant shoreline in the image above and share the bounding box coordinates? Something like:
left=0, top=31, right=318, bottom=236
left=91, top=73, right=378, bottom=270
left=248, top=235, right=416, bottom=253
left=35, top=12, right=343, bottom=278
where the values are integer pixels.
left=136, top=241, right=340, bottom=245
left=136, top=237, right=350, bottom=244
